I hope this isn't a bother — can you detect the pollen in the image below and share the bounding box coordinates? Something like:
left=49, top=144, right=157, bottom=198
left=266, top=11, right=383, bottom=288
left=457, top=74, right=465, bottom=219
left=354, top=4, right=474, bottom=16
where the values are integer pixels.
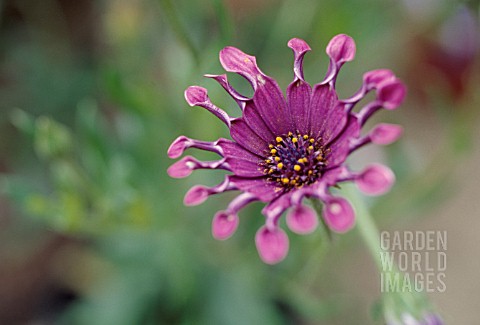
left=262, top=132, right=327, bottom=190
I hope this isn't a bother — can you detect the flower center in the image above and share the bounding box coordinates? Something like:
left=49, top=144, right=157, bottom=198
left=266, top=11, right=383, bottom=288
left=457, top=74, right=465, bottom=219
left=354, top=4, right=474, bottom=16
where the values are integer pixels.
left=261, top=132, right=329, bottom=190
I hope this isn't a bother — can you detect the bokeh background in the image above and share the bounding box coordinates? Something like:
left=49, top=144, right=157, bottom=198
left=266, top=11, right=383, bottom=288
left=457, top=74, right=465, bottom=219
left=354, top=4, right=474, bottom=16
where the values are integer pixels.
left=0, top=0, right=479, bottom=324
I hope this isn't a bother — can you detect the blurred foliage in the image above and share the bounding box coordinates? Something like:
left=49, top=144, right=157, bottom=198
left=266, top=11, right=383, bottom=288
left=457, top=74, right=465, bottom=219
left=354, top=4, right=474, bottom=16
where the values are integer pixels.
left=0, top=0, right=479, bottom=324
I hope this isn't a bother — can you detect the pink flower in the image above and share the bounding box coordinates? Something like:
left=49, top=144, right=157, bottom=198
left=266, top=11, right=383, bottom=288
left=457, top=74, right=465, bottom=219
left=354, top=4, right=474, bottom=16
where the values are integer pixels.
left=168, top=34, right=406, bottom=264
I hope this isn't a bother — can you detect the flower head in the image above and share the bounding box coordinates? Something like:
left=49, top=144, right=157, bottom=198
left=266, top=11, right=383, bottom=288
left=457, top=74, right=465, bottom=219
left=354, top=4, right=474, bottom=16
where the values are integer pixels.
left=168, top=34, right=406, bottom=264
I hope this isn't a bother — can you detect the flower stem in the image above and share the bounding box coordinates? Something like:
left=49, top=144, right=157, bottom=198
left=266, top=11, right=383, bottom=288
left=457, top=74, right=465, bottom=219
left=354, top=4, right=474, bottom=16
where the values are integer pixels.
left=311, top=198, right=333, bottom=242
left=343, top=184, right=383, bottom=270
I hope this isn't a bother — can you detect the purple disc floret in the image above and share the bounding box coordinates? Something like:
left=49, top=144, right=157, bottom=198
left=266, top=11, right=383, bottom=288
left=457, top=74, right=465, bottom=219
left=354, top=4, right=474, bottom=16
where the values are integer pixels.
left=167, top=34, right=406, bottom=264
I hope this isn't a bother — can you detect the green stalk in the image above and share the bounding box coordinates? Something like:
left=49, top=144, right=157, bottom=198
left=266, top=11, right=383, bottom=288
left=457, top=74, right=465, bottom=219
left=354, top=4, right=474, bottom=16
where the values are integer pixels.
left=158, top=0, right=200, bottom=64
left=343, top=184, right=383, bottom=270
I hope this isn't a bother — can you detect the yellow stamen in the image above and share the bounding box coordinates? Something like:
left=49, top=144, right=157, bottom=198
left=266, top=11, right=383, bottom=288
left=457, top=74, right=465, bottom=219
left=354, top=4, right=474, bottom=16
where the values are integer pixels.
left=308, top=145, right=314, bottom=151
left=288, top=132, right=293, bottom=137
left=294, top=165, right=301, bottom=172
left=290, top=179, right=297, bottom=185
left=281, top=178, right=289, bottom=184
left=268, top=168, right=274, bottom=174
left=308, top=170, right=313, bottom=175
left=270, top=148, right=277, bottom=154
left=292, top=137, right=298, bottom=143
left=303, top=135, right=309, bottom=140
left=302, top=158, right=308, bottom=163
left=309, top=138, right=315, bottom=143
left=265, top=159, right=272, bottom=163
left=277, top=162, right=284, bottom=169
left=276, top=136, right=283, bottom=143
left=274, top=157, right=281, bottom=162
left=269, top=144, right=273, bottom=149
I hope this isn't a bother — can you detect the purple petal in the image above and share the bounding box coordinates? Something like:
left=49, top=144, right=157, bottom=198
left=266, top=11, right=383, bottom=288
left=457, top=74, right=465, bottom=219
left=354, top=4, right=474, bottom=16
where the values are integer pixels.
left=229, top=176, right=280, bottom=202
left=287, top=80, right=312, bottom=134
left=369, top=123, right=403, bottom=145
left=219, top=46, right=292, bottom=135
left=184, top=185, right=209, bottom=206
left=243, top=101, right=275, bottom=142
left=287, top=38, right=311, bottom=81
left=378, top=80, right=407, bottom=110
left=310, top=84, right=346, bottom=142
left=204, top=74, right=250, bottom=109
left=356, top=164, right=395, bottom=196
left=323, top=197, right=355, bottom=233
left=217, top=139, right=262, bottom=161
left=326, top=34, right=356, bottom=63
left=167, top=136, right=223, bottom=159
left=363, top=69, right=396, bottom=89
left=252, top=77, right=292, bottom=135
left=212, top=192, right=257, bottom=240
left=326, top=116, right=360, bottom=167
left=184, top=86, right=231, bottom=127
left=255, top=226, right=289, bottom=264
left=184, top=177, right=235, bottom=206
left=212, top=211, right=239, bottom=240
left=286, top=205, right=318, bottom=234
left=262, top=191, right=294, bottom=229
left=321, top=166, right=351, bottom=186
left=225, top=156, right=263, bottom=177
left=230, top=119, right=268, bottom=154
left=218, top=140, right=265, bottom=176
left=167, top=156, right=229, bottom=178
left=167, top=156, right=197, bottom=178
left=167, top=136, right=189, bottom=159
left=219, top=46, right=263, bottom=85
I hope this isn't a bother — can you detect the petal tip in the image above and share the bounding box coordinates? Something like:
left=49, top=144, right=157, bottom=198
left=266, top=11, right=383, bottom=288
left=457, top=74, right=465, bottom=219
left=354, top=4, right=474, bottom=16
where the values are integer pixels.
left=356, top=164, right=395, bottom=196
left=326, top=34, right=356, bottom=63
left=323, top=198, right=355, bottom=233
left=167, top=136, right=188, bottom=159
left=255, top=226, right=289, bottom=264
left=378, top=80, right=407, bottom=110
left=212, top=211, right=239, bottom=240
left=286, top=205, right=318, bottom=234
left=184, top=185, right=209, bottom=206
left=287, top=38, right=311, bottom=53
left=370, top=123, right=403, bottom=145
left=184, top=86, right=208, bottom=106
left=363, top=69, right=395, bottom=88
left=167, top=156, right=195, bottom=178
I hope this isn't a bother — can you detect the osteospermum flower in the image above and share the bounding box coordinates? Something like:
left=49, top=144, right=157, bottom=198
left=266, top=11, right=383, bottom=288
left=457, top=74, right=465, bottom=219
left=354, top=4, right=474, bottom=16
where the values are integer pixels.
left=168, top=34, right=406, bottom=264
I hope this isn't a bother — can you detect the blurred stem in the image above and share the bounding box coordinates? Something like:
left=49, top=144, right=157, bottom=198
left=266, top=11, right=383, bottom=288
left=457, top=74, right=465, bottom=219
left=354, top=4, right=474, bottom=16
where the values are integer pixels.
left=213, top=0, right=234, bottom=44
left=157, top=0, right=200, bottom=64
left=343, top=184, right=382, bottom=271
left=311, top=199, right=333, bottom=242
